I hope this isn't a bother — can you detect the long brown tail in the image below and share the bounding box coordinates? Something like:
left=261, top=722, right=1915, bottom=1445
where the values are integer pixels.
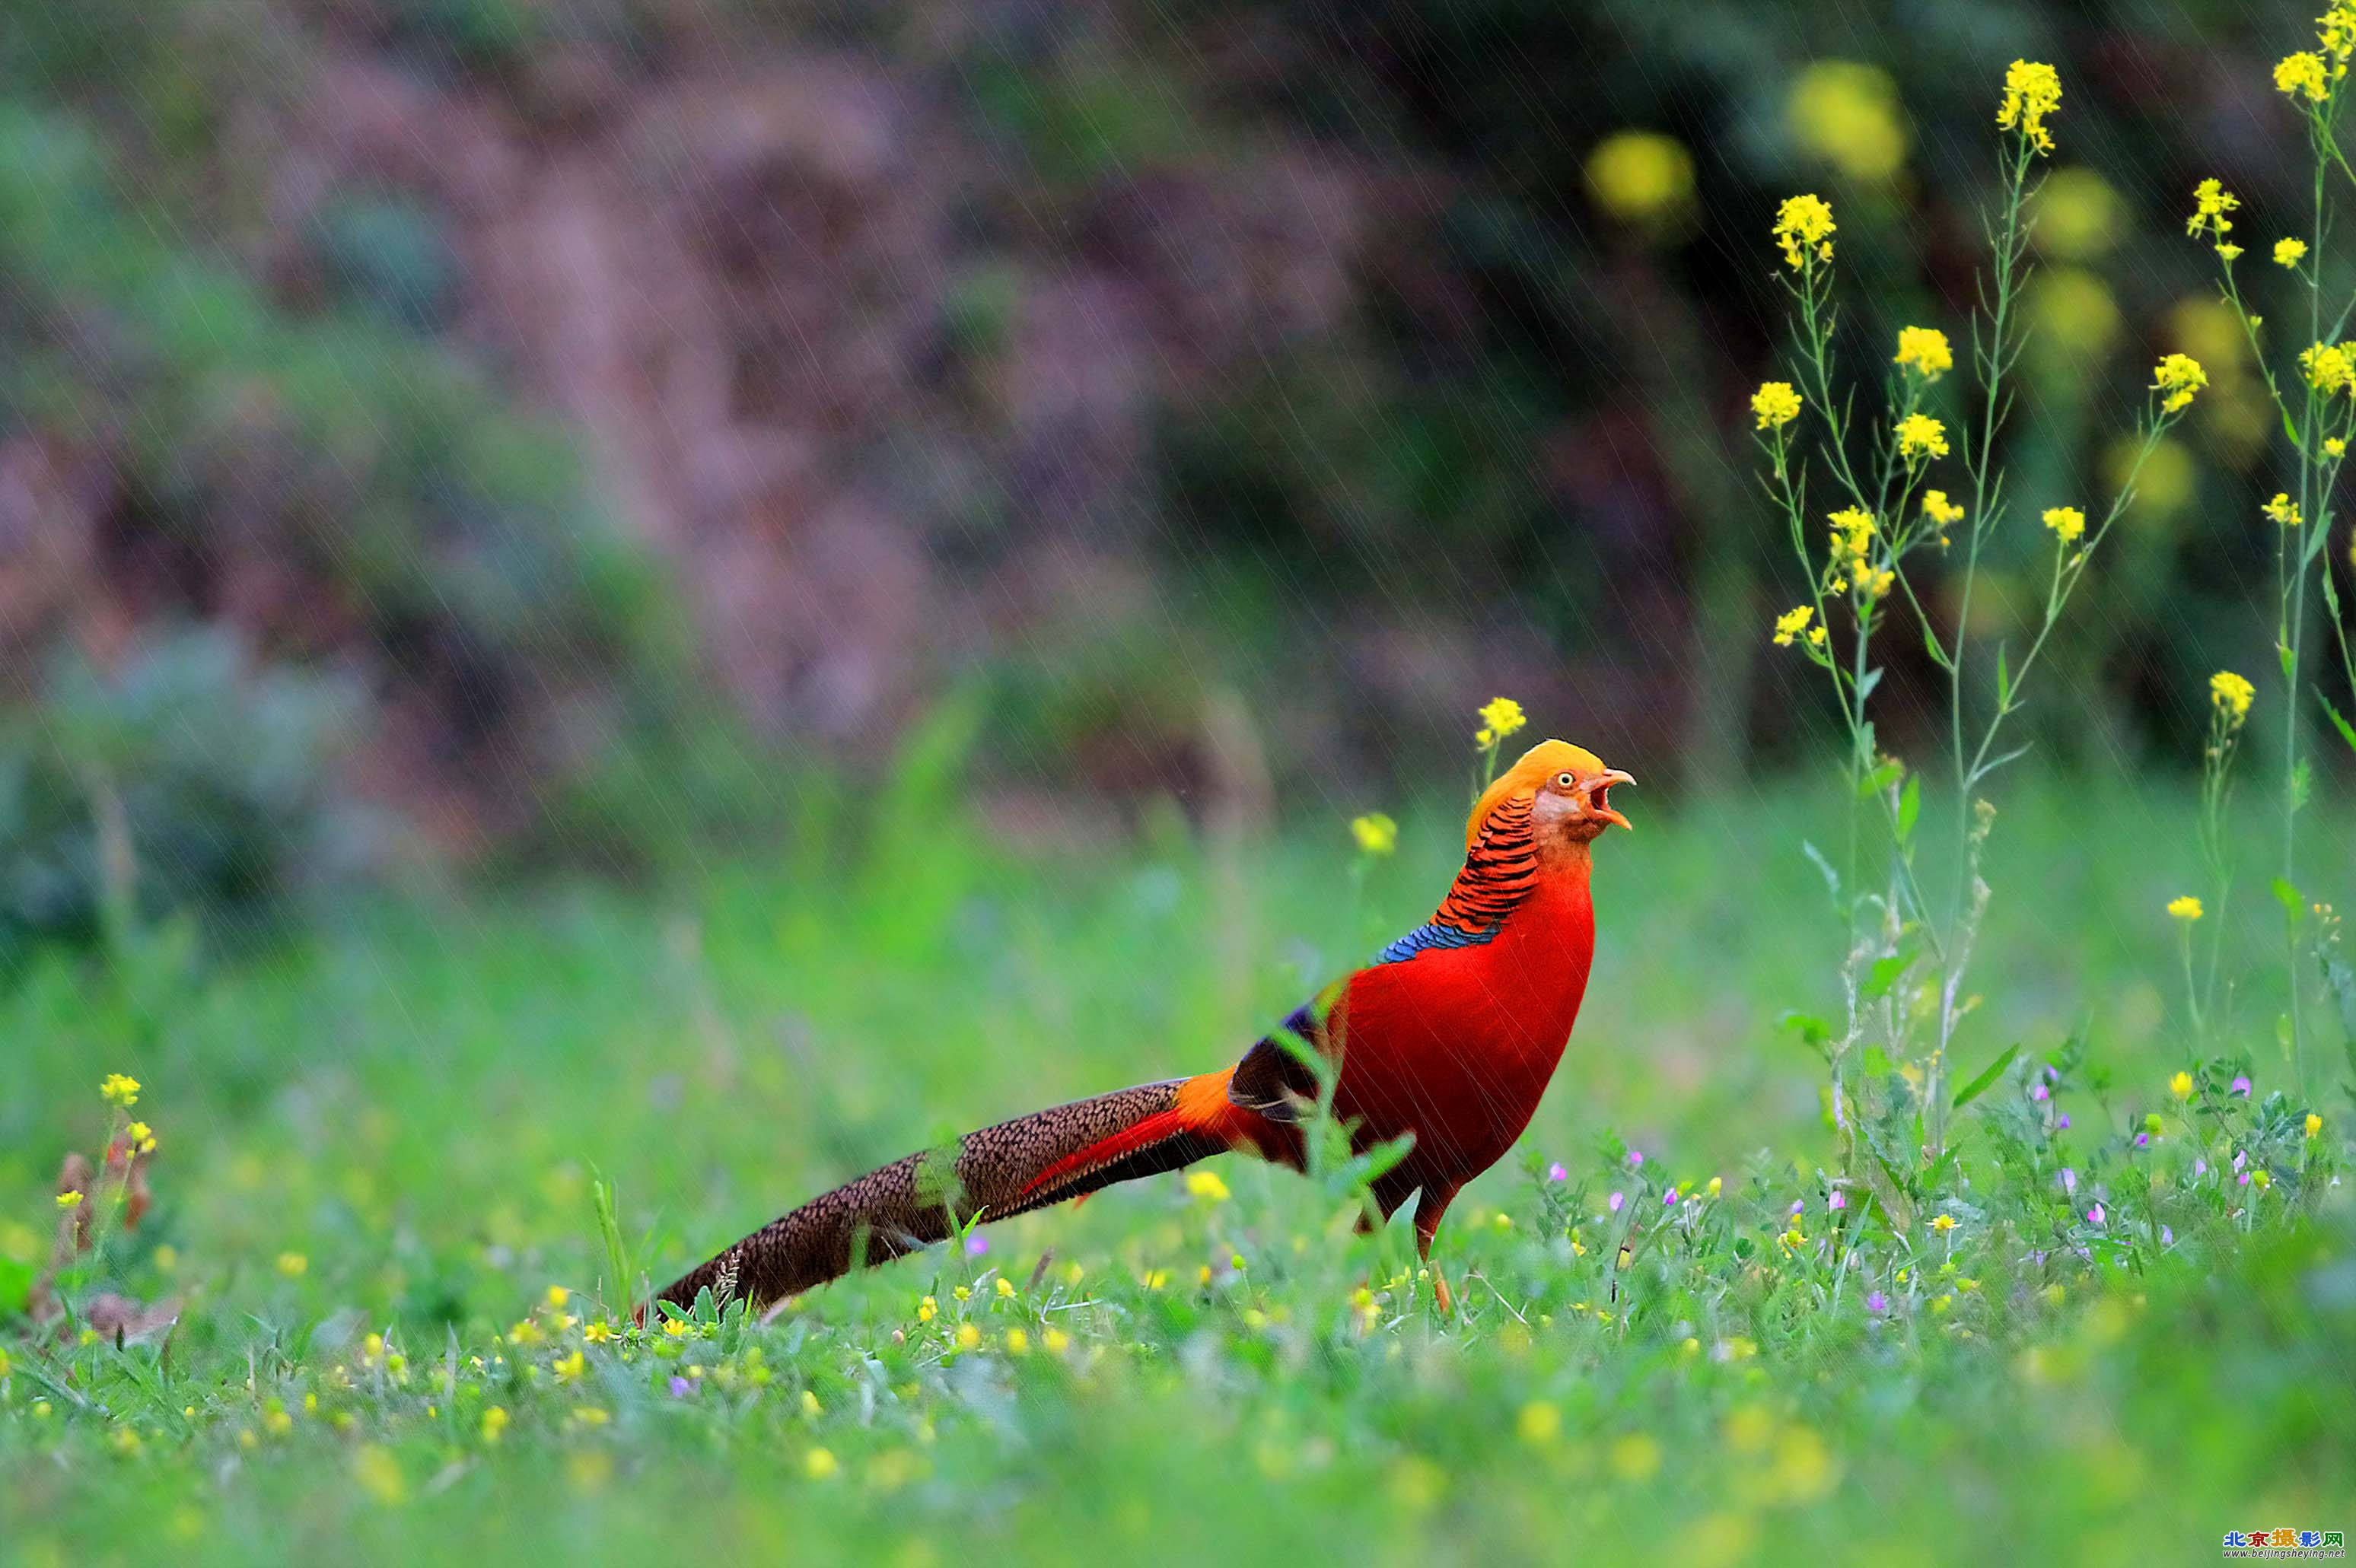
left=654, top=1078, right=1234, bottom=1313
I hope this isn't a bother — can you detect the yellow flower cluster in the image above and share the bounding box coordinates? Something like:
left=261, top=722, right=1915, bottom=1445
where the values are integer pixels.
left=100, top=1073, right=141, bottom=1108
left=1772, top=194, right=1837, bottom=269
left=1995, top=59, right=2063, bottom=154
left=1752, top=380, right=1803, bottom=430
left=1921, top=490, right=1965, bottom=528
left=1771, top=605, right=1826, bottom=649
left=1475, top=696, right=1527, bottom=747
left=1895, top=412, right=1949, bottom=461
left=1893, top=326, right=1953, bottom=381
left=2167, top=897, right=2205, bottom=923
left=2301, top=341, right=2354, bottom=393
left=2150, top=353, right=2207, bottom=413
left=2042, top=506, right=2087, bottom=545
left=2210, top=669, right=2255, bottom=721
left=1350, top=813, right=1398, bottom=857
left=1825, top=507, right=1881, bottom=594
left=2262, top=492, right=2303, bottom=527
left=2186, top=179, right=2240, bottom=259
left=2276, top=50, right=2332, bottom=103
left=2276, top=237, right=2310, bottom=268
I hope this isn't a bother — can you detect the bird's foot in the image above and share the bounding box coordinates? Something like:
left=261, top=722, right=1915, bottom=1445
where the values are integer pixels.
left=1431, top=1269, right=1453, bottom=1317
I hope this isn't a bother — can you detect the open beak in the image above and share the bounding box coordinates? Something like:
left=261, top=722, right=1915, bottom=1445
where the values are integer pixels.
left=1584, top=768, right=1635, bottom=831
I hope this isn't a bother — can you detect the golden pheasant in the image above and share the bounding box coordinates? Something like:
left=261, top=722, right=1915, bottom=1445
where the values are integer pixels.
left=656, top=739, right=1630, bottom=1315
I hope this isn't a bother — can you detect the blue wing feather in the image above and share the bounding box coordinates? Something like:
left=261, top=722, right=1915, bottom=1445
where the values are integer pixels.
left=1373, top=919, right=1500, bottom=966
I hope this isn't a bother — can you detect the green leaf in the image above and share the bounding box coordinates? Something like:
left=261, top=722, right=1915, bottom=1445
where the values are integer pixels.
left=1862, top=1044, right=1893, bottom=1078
left=1994, top=643, right=2012, bottom=713
left=1780, top=1011, right=1834, bottom=1056
left=1860, top=759, right=1903, bottom=799
left=1950, top=1044, right=2019, bottom=1111
left=1861, top=952, right=1910, bottom=999
left=1801, top=841, right=1843, bottom=905
left=1896, top=774, right=1921, bottom=844
left=2273, top=878, right=2305, bottom=927
left=2323, top=695, right=2356, bottom=759
left=2291, top=759, right=2313, bottom=815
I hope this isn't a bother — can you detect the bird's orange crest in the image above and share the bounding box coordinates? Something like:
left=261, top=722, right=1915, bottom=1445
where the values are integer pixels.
left=1465, top=738, right=1606, bottom=848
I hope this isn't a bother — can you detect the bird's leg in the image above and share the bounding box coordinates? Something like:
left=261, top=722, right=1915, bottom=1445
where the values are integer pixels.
left=1413, top=1182, right=1461, bottom=1316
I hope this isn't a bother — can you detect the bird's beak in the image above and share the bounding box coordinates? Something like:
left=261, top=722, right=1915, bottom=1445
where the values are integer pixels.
left=1586, top=768, right=1635, bottom=831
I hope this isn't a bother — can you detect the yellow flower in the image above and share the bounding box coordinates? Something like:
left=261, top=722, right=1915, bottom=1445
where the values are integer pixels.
left=1476, top=696, right=1526, bottom=746
left=2253, top=1168, right=2272, bottom=1190
left=2262, top=492, right=2303, bottom=527
left=1350, top=813, right=1398, bottom=857
left=2042, top=506, right=2086, bottom=544
left=1705, top=1175, right=1723, bottom=1198
left=2167, top=896, right=2204, bottom=922
left=1826, top=506, right=1876, bottom=565
left=2307, top=1112, right=2324, bottom=1138
left=276, top=1252, right=307, bottom=1277
left=1043, top=1328, right=1071, bottom=1354
left=2276, top=237, right=2310, bottom=267
left=2277, top=51, right=2332, bottom=102
left=125, top=1121, right=156, bottom=1154
left=1931, top=1213, right=1957, bottom=1232
left=2186, top=178, right=2240, bottom=240
left=1186, top=1169, right=1231, bottom=1203
left=1752, top=380, right=1804, bottom=430
left=1895, top=412, right=1948, bottom=460
left=995, top=1275, right=1017, bottom=1296
left=584, top=1321, right=615, bottom=1343
left=2170, top=1070, right=2195, bottom=1099
left=1005, top=1328, right=1030, bottom=1355
left=480, top=1406, right=510, bottom=1443
left=1772, top=193, right=1838, bottom=269
left=2303, top=342, right=2355, bottom=393
left=955, top=1322, right=982, bottom=1350
left=2327, top=2, right=2356, bottom=62
left=1584, top=131, right=1695, bottom=225
left=1787, top=61, right=1909, bottom=183
left=1772, top=606, right=1816, bottom=647
left=56, top=1191, right=82, bottom=1210
left=661, top=1318, right=689, bottom=1338
left=2150, top=353, right=2207, bottom=412
left=1893, top=326, right=1953, bottom=380
left=2209, top=670, right=2255, bottom=721
left=1921, top=489, right=1966, bottom=529
left=552, top=1350, right=585, bottom=1384
left=100, top=1073, right=141, bottom=1108
left=917, top=1295, right=937, bottom=1323
left=1995, top=59, right=2064, bottom=154
left=2328, top=437, right=2347, bottom=457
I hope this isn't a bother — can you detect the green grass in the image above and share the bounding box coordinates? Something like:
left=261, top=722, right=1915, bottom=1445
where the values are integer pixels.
left=3, top=779, right=2352, bottom=1566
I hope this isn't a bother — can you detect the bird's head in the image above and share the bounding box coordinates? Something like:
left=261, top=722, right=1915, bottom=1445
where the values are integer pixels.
left=1467, top=739, right=1635, bottom=850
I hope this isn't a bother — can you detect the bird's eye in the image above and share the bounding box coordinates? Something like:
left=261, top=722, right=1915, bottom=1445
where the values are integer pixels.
left=1556, top=771, right=1576, bottom=788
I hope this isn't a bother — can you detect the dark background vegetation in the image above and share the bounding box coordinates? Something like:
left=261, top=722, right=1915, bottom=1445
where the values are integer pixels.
left=1, top=0, right=2343, bottom=949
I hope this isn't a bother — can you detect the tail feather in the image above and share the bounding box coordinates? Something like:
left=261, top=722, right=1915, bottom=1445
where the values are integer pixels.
left=655, top=1073, right=1246, bottom=1312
